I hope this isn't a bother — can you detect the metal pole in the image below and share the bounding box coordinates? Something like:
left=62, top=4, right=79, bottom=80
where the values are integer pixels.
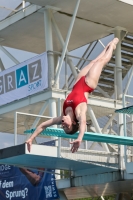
left=54, top=0, right=80, bottom=86
left=22, top=0, right=25, bottom=12
left=49, top=98, right=57, bottom=130
left=65, top=56, right=68, bottom=89
left=44, top=9, right=54, bottom=87
left=51, top=14, right=77, bottom=79
left=123, top=94, right=127, bottom=167
left=131, top=115, right=133, bottom=160
left=88, top=106, right=109, bottom=152
left=115, top=28, right=125, bottom=172
left=0, top=46, right=19, bottom=65
left=54, top=55, right=60, bottom=88
left=96, top=85, right=110, bottom=98
left=85, top=125, right=87, bottom=149
left=57, top=98, right=61, bottom=158
left=98, top=40, right=105, bottom=48
left=48, top=98, right=60, bottom=179
left=14, top=112, right=17, bottom=145
left=102, top=113, right=116, bottom=133
left=0, top=58, right=5, bottom=71
left=16, top=111, right=53, bottom=119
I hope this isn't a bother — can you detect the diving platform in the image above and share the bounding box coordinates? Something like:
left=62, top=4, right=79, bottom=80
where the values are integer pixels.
left=25, top=127, right=133, bottom=146
left=0, top=143, right=118, bottom=173
left=115, top=105, right=133, bottom=114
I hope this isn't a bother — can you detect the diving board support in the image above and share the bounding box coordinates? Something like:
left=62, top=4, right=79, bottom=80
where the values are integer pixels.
left=44, top=7, right=55, bottom=87
left=123, top=94, right=127, bottom=169
left=0, top=143, right=117, bottom=172
left=48, top=98, right=60, bottom=179
left=114, top=27, right=126, bottom=172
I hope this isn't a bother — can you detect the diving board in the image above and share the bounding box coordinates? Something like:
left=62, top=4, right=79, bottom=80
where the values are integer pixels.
left=115, top=106, right=133, bottom=114
left=24, top=127, right=133, bottom=146
left=0, top=143, right=118, bottom=172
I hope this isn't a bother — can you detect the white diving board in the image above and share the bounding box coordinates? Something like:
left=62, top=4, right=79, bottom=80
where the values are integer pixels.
left=0, top=143, right=118, bottom=172
left=24, top=127, right=133, bottom=146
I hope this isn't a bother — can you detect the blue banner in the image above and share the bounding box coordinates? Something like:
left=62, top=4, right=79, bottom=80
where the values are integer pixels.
left=0, top=141, right=59, bottom=200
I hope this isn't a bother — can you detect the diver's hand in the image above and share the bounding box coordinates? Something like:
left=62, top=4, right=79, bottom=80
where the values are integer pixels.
left=70, top=139, right=82, bottom=153
left=26, top=138, right=33, bottom=152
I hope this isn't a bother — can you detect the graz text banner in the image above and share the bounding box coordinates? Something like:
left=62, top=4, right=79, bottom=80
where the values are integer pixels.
left=0, top=53, right=48, bottom=106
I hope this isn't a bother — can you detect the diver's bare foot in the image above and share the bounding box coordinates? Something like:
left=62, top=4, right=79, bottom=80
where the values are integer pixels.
left=112, top=38, right=119, bottom=50
left=105, top=38, right=119, bottom=51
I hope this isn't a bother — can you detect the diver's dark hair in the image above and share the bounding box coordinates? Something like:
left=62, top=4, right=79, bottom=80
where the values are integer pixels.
left=66, top=122, right=79, bottom=135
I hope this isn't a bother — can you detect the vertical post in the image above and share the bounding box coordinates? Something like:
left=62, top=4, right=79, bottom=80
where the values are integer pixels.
left=123, top=94, right=127, bottom=166
left=54, top=55, right=60, bottom=89
left=49, top=98, right=60, bottom=179
left=114, top=27, right=126, bottom=172
left=57, top=98, right=61, bottom=158
left=131, top=115, right=133, bottom=161
left=114, top=53, right=117, bottom=101
left=44, top=8, right=54, bottom=87
left=22, top=1, right=25, bottom=12
left=85, top=125, right=87, bottom=149
left=14, top=112, right=17, bottom=145
left=49, top=98, right=57, bottom=131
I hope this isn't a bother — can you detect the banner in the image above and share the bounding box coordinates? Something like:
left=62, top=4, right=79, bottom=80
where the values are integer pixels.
left=0, top=53, right=48, bottom=106
left=0, top=141, right=59, bottom=200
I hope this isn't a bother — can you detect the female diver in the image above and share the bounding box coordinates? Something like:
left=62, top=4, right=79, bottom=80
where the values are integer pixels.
left=26, top=38, right=119, bottom=153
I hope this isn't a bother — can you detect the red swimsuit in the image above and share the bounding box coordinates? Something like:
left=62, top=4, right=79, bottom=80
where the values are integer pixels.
left=63, top=76, right=94, bottom=115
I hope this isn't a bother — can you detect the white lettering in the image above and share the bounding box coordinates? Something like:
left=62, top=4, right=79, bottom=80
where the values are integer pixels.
left=2, top=180, right=13, bottom=188
left=7, top=75, right=13, bottom=89
left=32, top=63, right=39, bottom=80
left=0, top=165, right=11, bottom=172
left=67, top=100, right=73, bottom=103
left=6, top=188, right=28, bottom=200
left=28, top=80, right=41, bottom=91
left=19, top=70, right=27, bottom=86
